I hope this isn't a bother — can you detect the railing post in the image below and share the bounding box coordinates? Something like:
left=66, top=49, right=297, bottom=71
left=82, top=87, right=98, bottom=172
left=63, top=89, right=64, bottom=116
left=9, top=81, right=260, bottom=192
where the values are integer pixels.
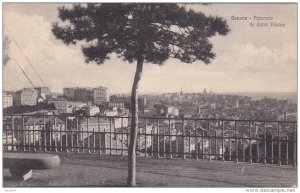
left=49, top=118, right=53, bottom=151
left=249, top=121, right=252, bottom=164
left=38, top=125, right=41, bottom=151
left=33, top=117, right=36, bottom=152
left=71, top=124, right=74, bottom=152
left=189, top=130, right=191, bottom=159
left=43, top=116, right=47, bottom=152
left=122, top=117, right=124, bottom=156
left=11, top=116, right=15, bottom=151
left=60, top=126, right=62, bottom=152
left=169, top=118, right=172, bottom=159
left=109, top=118, right=112, bottom=156
left=145, top=118, right=148, bottom=157
left=229, top=124, right=232, bottom=161
left=93, top=128, right=96, bottom=154
left=285, top=135, right=289, bottom=165
left=215, top=130, right=217, bottom=160
left=182, top=119, right=186, bottom=159
left=115, top=119, right=118, bottom=154
left=16, top=124, right=20, bottom=151
left=65, top=116, right=68, bottom=153
left=256, top=133, right=260, bottom=163
left=22, top=116, right=26, bottom=151
left=202, top=131, right=204, bottom=159
left=126, top=120, right=129, bottom=155
left=104, top=127, right=107, bottom=154
left=195, top=121, right=198, bottom=160
left=157, top=119, right=160, bottom=158
left=242, top=133, right=245, bottom=162
left=263, top=122, right=267, bottom=164
left=87, top=117, right=91, bottom=154
left=98, top=117, right=101, bottom=155
left=54, top=117, right=57, bottom=152
left=5, top=125, right=8, bottom=151
left=176, top=127, right=179, bottom=158
left=235, top=121, right=238, bottom=163
left=55, top=132, right=58, bottom=153
left=271, top=135, right=274, bottom=164
left=293, top=123, right=297, bottom=167
left=151, top=130, right=154, bottom=156
left=278, top=123, right=281, bottom=166
left=208, top=120, right=211, bottom=161
left=27, top=118, right=31, bottom=151
left=81, top=119, right=84, bottom=152
left=76, top=118, right=79, bottom=153
left=163, top=130, right=166, bottom=158
left=222, top=120, right=225, bottom=162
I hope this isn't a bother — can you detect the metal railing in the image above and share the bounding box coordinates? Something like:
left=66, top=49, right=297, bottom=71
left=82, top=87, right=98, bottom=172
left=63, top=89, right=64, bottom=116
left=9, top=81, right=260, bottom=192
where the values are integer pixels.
left=3, top=115, right=297, bottom=166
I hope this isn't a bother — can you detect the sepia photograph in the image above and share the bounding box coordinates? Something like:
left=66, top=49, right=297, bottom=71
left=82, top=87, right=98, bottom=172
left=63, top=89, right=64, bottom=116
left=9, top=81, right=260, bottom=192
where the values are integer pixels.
left=2, top=2, right=297, bottom=189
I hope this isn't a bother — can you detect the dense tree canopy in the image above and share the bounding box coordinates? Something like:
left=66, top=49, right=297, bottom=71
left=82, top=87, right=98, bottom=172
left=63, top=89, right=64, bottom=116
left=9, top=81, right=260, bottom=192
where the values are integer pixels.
left=52, top=3, right=229, bottom=65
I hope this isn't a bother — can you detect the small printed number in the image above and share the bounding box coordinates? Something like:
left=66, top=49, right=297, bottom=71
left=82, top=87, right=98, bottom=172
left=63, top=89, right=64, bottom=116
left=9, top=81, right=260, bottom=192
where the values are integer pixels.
left=5, top=189, right=16, bottom=192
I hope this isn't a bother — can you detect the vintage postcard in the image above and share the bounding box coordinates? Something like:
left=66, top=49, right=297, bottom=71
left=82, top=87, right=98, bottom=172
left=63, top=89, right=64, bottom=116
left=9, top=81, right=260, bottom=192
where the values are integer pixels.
left=2, top=2, right=297, bottom=190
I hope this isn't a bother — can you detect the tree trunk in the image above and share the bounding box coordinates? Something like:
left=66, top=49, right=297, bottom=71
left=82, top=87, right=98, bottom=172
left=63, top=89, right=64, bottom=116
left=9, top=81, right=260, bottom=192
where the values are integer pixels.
left=127, top=55, right=144, bottom=187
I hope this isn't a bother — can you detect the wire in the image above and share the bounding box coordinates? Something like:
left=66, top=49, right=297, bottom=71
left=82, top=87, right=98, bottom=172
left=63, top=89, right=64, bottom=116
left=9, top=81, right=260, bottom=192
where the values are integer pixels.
left=4, top=24, right=50, bottom=93
left=8, top=51, right=35, bottom=88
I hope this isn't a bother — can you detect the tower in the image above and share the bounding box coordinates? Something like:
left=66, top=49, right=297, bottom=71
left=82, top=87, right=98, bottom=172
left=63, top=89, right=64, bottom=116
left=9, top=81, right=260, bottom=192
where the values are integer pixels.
left=203, top=88, right=207, bottom=97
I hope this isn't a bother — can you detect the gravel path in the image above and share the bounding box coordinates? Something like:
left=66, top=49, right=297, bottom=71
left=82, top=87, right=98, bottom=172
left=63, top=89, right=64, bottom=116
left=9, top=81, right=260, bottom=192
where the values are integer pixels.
left=3, top=152, right=297, bottom=187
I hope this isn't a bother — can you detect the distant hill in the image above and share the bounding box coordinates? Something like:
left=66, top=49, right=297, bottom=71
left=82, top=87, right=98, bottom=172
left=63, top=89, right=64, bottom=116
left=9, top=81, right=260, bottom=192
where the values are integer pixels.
left=223, top=92, right=297, bottom=103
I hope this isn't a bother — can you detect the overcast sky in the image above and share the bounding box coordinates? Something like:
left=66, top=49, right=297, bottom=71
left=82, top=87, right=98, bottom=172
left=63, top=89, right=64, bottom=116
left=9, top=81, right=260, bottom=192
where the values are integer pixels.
left=3, top=3, right=297, bottom=94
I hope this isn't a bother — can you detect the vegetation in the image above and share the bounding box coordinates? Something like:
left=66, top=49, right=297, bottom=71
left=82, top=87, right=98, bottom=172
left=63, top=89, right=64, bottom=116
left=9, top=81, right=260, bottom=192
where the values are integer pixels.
left=52, top=3, right=229, bottom=186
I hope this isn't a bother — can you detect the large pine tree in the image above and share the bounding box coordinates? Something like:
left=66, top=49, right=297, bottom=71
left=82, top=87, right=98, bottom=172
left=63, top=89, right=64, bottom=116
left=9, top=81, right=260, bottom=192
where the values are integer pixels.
left=52, top=3, right=229, bottom=186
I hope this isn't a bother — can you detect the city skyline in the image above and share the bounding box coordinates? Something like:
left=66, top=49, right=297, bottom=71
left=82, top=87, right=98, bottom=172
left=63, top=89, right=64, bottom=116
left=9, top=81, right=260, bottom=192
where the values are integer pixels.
left=3, top=3, right=297, bottom=94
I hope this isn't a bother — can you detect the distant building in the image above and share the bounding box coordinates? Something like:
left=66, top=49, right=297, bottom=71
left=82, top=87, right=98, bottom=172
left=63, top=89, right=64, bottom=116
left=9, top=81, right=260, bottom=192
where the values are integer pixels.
left=108, top=101, right=126, bottom=108
left=47, top=97, right=68, bottom=114
left=118, top=107, right=130, bottom=115
left=154, top=104, right=179, bottom=117
left=93, top=86, right=109, bottom=105
left=66, top=105, right=74, bottom=114
left=108, top=96, right=146, bottom=113
left=50, top=92, right=63, bottom=99
left=63, top=88, right=76, bottom=100
left=75, top=87, right=93, bottom=102
left=84, top=105, right=100, bottom=116
left=197, top=104, right=209, bottom=115
left=109, top=96, right=130, bottom=108
left=162, top=105, right=179, bottom=117
left=3, top=93, right=13, bottom=108
left=35, top=87, right=51, bottom=98
left=210, top=103, right=216, bottom=110
left=103, top=107, right=118, bottom=116
left=138, top=97, right=147, bottom=113
left=13, top=88, right=38, bottom=106
left=282, top=112, right=297, bottom=121
left=235, top=98, right=239, bottom=108
left=203, top=88, right=207, bottom=97
left=144, top=108, right=157, bottom=116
